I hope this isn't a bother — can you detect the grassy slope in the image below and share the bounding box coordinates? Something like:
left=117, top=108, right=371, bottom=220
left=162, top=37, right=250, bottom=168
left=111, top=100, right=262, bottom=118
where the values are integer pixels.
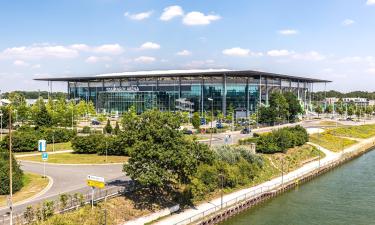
left=0, top=173, right=49, bottom=207
left=326, top=124, right=375, bottom=139
left=309, top=133, right=357, bottom=152
left=20, top=153, right=128, bottom=164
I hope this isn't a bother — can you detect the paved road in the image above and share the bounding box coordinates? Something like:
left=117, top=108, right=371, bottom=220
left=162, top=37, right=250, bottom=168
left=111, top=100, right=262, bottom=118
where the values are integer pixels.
left=0, top=161, right=128, bottom=217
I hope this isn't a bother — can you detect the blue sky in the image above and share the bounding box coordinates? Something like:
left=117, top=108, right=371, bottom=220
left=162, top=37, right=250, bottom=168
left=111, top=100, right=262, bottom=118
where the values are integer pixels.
left=1, top=0, right=375, bottom=92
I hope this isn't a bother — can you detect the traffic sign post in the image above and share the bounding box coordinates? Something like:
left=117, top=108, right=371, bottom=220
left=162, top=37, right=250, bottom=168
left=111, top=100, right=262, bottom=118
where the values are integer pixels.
left=42, top=152, right=48, bottom=178
left=87, top=175, right=105, bottom=209
left=38, top=140, right=46, bottom=152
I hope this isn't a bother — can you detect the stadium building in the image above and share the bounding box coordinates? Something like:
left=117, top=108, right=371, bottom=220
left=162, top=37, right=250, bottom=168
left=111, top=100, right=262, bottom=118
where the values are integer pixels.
left=35, top=69, right=330, bottom=117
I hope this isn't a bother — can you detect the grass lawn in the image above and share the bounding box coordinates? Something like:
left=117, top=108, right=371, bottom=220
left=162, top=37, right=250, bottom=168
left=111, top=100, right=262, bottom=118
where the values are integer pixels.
left=319, top=121, right=343, bottom=126
left=14, top=142, right=73, bottom=156
left=20, top=152, right=128, bottom=164
left=0, top=173, right=49, bottom=207
left=265, top=144, right=325, bottom=173
left=309, top=133, right=357, bottom=152
left=325, top=124, right=375, bottom=139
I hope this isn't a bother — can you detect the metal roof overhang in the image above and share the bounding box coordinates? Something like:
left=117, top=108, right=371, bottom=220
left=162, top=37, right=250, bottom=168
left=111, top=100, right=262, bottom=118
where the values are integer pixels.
left=33, top=70, right=331, bottom=83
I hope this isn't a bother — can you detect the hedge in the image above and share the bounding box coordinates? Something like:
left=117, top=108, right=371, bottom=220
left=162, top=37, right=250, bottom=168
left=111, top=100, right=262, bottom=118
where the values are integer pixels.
left=71, top=135, right=103, bottom=154
left=0, top=150, right=24, bottom=194
left=0, top=128, right=75, bottom=152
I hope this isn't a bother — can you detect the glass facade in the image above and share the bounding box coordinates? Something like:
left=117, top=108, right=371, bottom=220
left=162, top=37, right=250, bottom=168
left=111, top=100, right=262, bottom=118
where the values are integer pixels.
left=67, top=74, right=314, bottom=116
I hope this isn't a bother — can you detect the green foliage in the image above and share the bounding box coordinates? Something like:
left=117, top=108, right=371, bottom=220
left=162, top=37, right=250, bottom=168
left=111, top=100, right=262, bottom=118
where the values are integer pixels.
left=123, top=110, right=214, bottom=189
left=24, top=206, right=35, bottom=224
left=42, top=200, right=55, bottom=220
left=187, top=145, right=264, bottom=201
left=284, top=92, right=303, bottom=122
left=0, top=150, right=24, bottom=194
left=104, top=119, right=113, bottom=134
left=59, top=194, right=69, bottom=210
left=114, top=121, right=120, bottom=135
left=71, top=134, right=104, bottom=154
left=255, top=126, right=309, bottom=154
left=35, top=101, right=52, bottom=127
left=192, top=112, right=201, bottom=129
left=82, top=126, right=91, bottom=134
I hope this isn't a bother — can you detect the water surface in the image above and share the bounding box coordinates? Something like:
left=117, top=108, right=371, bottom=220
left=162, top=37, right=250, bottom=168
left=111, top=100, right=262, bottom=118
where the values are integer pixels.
left=221, top=150, right=375, bottom=225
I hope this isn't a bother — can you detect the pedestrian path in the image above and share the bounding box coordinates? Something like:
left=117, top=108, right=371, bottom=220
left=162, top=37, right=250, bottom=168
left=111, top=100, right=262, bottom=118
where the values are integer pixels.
left=15, top=150, right=74, bottom=158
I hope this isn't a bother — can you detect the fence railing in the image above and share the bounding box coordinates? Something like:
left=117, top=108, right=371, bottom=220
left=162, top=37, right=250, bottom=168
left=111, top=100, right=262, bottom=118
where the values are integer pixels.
left=0, top=181, right=135, bottom=225
left=173, top=155, right=345, bottom=225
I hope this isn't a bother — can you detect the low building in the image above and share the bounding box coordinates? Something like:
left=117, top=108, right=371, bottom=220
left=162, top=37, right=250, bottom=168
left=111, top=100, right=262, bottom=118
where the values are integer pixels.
left=35, top=69, right=330, bottom=115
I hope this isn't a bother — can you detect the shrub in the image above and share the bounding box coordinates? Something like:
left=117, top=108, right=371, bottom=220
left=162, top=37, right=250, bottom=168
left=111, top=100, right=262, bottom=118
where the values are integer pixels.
left=1, top=131, right=39, bottom=152
left=97, top=135, right=131, bottom=156
left=103, top=119, right=112, bottom=134
left=0, top=150, right=24, bottom=194
left=255, top=125, right=309, bottom=154
left=82, top=126, right=91, bottom=134
left=71, top=134, right=104, bottom=154
left=40, top=128, right=75, bottom=143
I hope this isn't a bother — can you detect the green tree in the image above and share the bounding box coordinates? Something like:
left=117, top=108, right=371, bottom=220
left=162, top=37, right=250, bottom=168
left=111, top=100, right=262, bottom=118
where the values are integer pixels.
left=114, top=121, right=120, bottom=135
left=0, top=150, right=24, bottom=194
left=104, top=119, right=113, bottom=134
left=283, top=92, right=302, bottom=122
left=192, top=112, right=201, bottom=129
left=123, top=110, right=213, bottom=190
left=325, top=104, right=333, bottom=114
left=314, top=105, right=323, bottom=117
left=347, top=105, right=355, bottom=117
left=35, top=101, right=52, bottom=127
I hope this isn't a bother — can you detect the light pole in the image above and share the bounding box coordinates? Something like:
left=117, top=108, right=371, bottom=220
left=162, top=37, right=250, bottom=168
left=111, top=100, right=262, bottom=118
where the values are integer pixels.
left=208, top=98, right=213, bottom=147
left=219, top=173, right=224, bottom=209
left=8, top=107, right=13, bottom=225
left=0, top=109, right=3, bottom=141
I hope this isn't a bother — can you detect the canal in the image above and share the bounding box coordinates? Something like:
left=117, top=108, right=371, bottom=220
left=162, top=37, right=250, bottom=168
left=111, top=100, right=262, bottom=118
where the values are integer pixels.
left=221, top=149, right=375, bottom=225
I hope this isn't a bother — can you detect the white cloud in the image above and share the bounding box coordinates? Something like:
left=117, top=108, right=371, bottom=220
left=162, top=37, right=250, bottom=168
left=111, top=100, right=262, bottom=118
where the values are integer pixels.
left=160, top=5, right=184, bottom=21
left=124, top=11, right=153, bottom=20
left=13, top=60, right=29, bottom=66
left=222, top=47, right=262, bottom=57
left=32, top=64, right=41, bottom=69
left=366, top=68, right=375, bottom=73
left=183, top=11, right=221, bottom=26
left=85, top=56, right=112, bottom=63
left=92, top=44, right=124, bottom=55
left=176, top=50, right=191, bottom=56
left=278, top=29, right=299, bottom=35
left=338, top=56, right=362, bottom=63
left=366, top=0, right=375, bottom=5
left=185, top=59, right=216, bottom=68
left=134, top=56, right=156, bottom=63
left=267, top=49, right=294, bottom=57
left=140, top=42, right=160, bottom=50
left=70, top=44, right=90, bottom=51
left=342, top=19, right=355, bottom=26
left=292, top=51, right=326, bottom=61
left=1, top=44, right=79, bottom=60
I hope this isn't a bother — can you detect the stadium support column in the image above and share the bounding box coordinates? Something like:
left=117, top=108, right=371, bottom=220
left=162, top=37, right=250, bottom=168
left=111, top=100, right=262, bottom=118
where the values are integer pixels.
left=222, top=74, right=227, bottom=116
left=259, top=75, right=262, bottom=105
left=246, top=78, right=249, bottom=117
left=201, top=77, right=204, bottom=116
left=265, top=77, right=269, bottom=106
left=67, top=82, right=70, bottom=100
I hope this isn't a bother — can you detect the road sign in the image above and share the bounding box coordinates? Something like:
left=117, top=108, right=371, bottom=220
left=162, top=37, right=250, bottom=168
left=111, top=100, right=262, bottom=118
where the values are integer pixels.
left=87, top=175, right=105, bottom=189
left=42, top=152, right=48, bottom=161
left=38, top=140, right=46, bottom=152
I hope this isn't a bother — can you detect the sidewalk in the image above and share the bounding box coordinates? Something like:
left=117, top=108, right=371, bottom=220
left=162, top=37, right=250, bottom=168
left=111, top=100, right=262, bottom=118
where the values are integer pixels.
left=152, top=136, right=375, bottom=225
left=15, top=150, right=74, bottom=158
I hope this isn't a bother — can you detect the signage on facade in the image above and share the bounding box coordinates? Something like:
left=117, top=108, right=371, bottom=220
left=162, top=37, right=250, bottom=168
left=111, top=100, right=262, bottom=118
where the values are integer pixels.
left=105, top=86, right=140, bottom=92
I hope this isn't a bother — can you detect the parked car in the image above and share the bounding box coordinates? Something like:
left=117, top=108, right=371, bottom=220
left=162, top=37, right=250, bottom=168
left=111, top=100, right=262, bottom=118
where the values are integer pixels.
left=91, top=120, right=101, bottom=125
left=346, top=117, right=354, bottom=121
left=183, top=129, right=193, bottom=135
left=241, top=127, right=251, bottom=134
left=216, top=122, right=224, bottom=129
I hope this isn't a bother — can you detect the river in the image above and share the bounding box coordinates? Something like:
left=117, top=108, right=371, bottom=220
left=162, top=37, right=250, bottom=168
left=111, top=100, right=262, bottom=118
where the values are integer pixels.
left=221, top=149, right=375, bottom=225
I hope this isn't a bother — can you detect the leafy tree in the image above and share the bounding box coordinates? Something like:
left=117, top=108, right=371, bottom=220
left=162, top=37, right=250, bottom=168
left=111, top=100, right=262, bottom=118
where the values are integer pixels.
left=0, top=150, right=24, bottom=194
left=269, top=92, right=289, bottom=123
left=121, top=105, right=138, bottom=130
left=366, top=106, right=373, bottom=118
left=123, top=110, right=214, bottom=190
left=104, top=119, right=113, bottom=134
left=114, top=121, right=120, bottom=135
left=35, top=102, right=52, bottom=127
left=314, top=105, right=323, bottom=117
left=347, top=105, right=355, bottom=117
left=283, top=92, right=302, bottom=122
left=0, top=106, right=10, bottom=129
left=325, top=104, right=333, bottom=114
left=192, top=112, right=201, bottom=129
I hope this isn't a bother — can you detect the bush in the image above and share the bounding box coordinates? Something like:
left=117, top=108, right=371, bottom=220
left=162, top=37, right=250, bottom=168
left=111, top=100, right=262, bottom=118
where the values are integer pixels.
left=255, top=125, right=309, bottom=154
left=1, top=131, right=39, bottom=152
left=39, top=128, right=75, bottom=143
left=97, top=134, right=132, bottom=156
left=82, top=126, right=91, bottom=134
left=71, top=134, right=104, bottom=154
left=0, top=150, right=24, bottom=194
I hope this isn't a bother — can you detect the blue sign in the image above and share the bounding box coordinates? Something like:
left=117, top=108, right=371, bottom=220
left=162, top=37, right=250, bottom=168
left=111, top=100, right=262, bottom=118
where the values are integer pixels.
left=42, top=152, right=48, bottom=161
left=38, top=140, right=46, bottom=152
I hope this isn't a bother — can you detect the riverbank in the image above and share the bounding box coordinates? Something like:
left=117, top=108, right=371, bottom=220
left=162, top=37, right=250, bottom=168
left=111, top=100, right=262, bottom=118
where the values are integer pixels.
left=153, top=135, right=375, bottom=225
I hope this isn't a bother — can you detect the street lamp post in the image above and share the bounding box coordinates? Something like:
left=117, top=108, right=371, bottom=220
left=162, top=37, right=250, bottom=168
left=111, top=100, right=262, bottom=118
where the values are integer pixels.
left=8, top=107, right=13, bottom=225
left=219, top=173, right=224, bottom=209
left=0, top=109, right=3, bottom=141
left=208, top=98, right=213, bottom=147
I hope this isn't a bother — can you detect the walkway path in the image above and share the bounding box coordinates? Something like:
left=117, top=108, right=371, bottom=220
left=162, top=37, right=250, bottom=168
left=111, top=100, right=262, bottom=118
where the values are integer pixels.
left=153, top=136, right=375, bottom=225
